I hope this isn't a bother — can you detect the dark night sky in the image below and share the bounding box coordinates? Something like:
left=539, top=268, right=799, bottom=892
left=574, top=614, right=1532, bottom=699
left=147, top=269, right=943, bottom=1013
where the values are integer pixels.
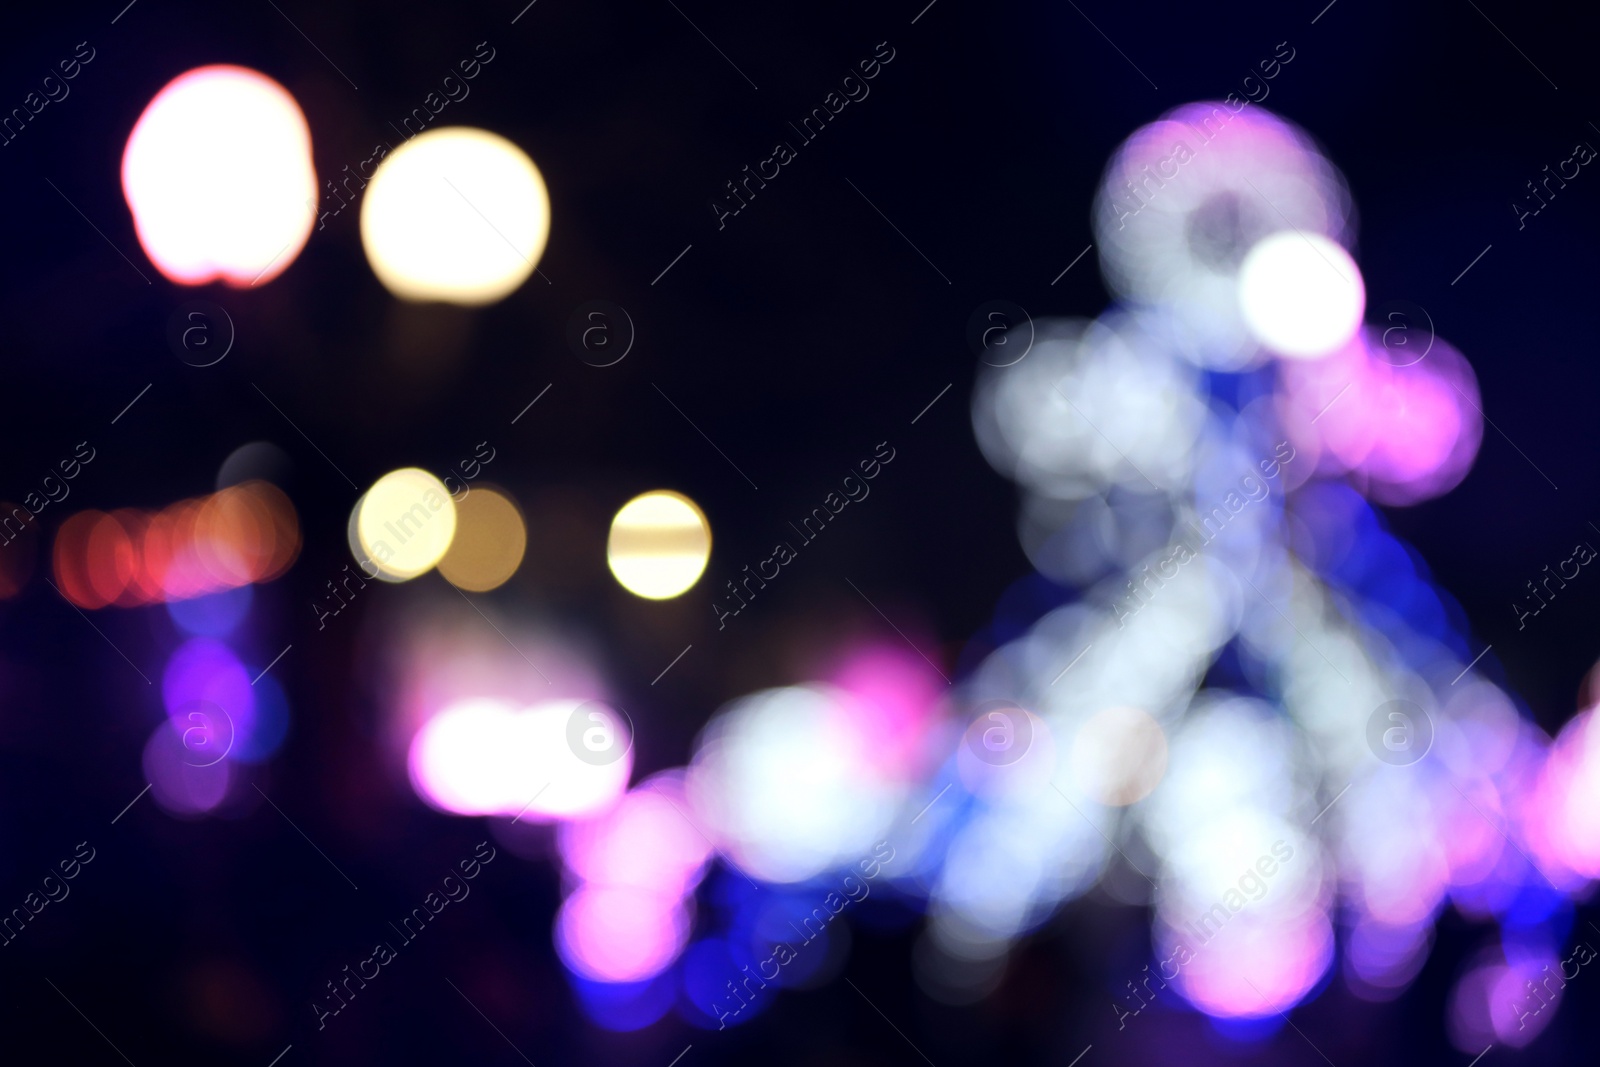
left=0, top=1, right=1597, bottom=1064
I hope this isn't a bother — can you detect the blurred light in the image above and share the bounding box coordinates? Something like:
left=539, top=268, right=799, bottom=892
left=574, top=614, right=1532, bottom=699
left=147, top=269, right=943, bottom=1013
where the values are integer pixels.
left=121, top=65, right=316, bottom=287
left=143, top=719, right=232, bottom=816
left=407, top=698, right=631, bottom=820
left=164, top=637, right=253, bottom=724
left=233, top=673, right=290, bottom=763
left=1069, top=705, right=1168, bottom=805
left=1344, top=917, right=1433, bottom=1001
left=360, top=127, right=550, bottom=305
left=913, top=924, right=1008, bottom=1005
left=437, top=486, right=526, bottom=592
left=216, top=441, right=292, bottom=491
left=688, top=686, right=900, bottom=883
left=568, top=971, right=677, bottom=1032
left=52, top=481, right=297, bottom=608
left=1448, top=946, right=1560, bottom=1051
left=677, top=936, right=771, bottom=1029
left=955, top=704, right=1058, bottom=800
left=829, top=644, right=945, bottom=780
left=1167, top=910, right=1334, bottom=1018
left=1092, top=102, right=1351, bottom=368
left=1238, top=231, right=1364, bottom=359
left=560, top=775, right=713, bottom=898
left=167, top=583, right=254, bottom=637
left=972, top=314, right=1209, bottom=500
left=606, top=490, right=711, bottom=600
left=1534, top=706, right=1600, bottom=879
left=555, top=884, right=692, bottom=983
left=1279, top=334, right=1483, bottom=505
left=354, top=468, right=457, bottom=582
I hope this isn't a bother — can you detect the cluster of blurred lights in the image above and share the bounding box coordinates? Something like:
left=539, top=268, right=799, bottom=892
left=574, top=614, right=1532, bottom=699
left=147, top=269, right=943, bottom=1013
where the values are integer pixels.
left=345, top=472, right=533, bottom=592
left=555, top=773, right=709, bottom=989
left=52, top=480, right=298, bottom=608
left=942, top=96, right=1575, bottom=1048
left=405, top=98, right=1579, bottom=1044
left=1278, top=331, right=1484, bottom=505
left=344, top=472, right=718, bottom=601
left=145, top=629, right=291, bottom=817
left=148, top=87, right=1586, bottom=1052
left=121, top=67, right=549, bottom=303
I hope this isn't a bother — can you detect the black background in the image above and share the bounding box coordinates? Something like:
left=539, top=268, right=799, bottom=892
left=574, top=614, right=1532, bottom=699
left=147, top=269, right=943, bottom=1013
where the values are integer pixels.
left=0, top=1, right=1597, bottom=1064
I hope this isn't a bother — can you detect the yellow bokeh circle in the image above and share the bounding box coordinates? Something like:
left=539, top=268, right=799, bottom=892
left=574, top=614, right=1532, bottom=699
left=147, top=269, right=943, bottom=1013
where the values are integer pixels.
left=360, top=127, right=550, bottom=306
left=353, top=468, right=458, bottom=581
left=606, top=490, right=711, bottom=600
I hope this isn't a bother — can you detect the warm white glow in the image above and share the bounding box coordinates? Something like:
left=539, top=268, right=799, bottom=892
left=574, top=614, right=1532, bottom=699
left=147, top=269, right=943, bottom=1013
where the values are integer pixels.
left=408, top=699, right=631, bottom=820
left=360, top=127, right=550, bottom=305
left=121, top=65, right=317, bottom=287
left=1238, top=231, right=1364, bottom=359
left=1068, top=705, right=1168, bottom=805
left=606, top=490, right=711, bottom=600
left=355, top=468, right=457, bottom=581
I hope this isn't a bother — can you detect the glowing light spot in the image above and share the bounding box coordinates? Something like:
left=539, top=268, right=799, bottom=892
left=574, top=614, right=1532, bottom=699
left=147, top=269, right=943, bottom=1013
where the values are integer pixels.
left=143, top=719, right=232, bottom=817
left=1238, top=231, right=1364, bottom=359
left=437, top=486, right=526, bottom=592
left=122, top=66, right=316, bottom=287
left=407, top=699, right=631, bottom=820
left=167, top=584, right=254, bottom=637
left=163, top=638, right=254, bottom=743
left=559, top=776, right=713, bottom=897
left=606, top=490, right=710, bottom=600
left=687, top=686, right=900, bottom=883
left=360, top=127, right=550, bottom=306
left=1169, top=910, right=1333, bottom=1018
left=555, top=884, right=691, bottom=983
left=1069, top=705, right=1168, bottom=805
left=355, top=468, right=458, bottom=582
